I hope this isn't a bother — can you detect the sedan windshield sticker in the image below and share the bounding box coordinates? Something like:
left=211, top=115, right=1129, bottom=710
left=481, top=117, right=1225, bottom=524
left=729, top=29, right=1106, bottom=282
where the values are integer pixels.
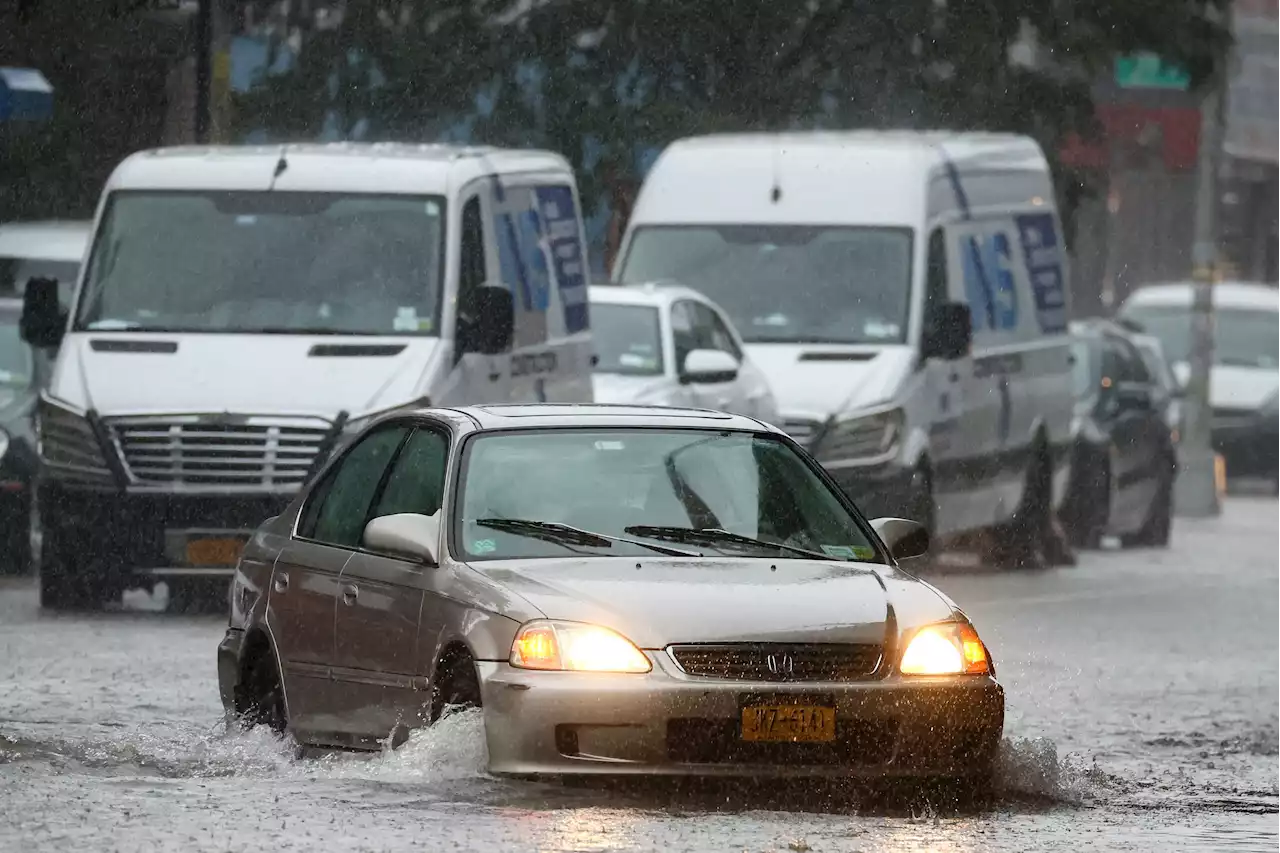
left=820, top=544, right=877, bottom=560
left=471, top=538, right=497, bottom=554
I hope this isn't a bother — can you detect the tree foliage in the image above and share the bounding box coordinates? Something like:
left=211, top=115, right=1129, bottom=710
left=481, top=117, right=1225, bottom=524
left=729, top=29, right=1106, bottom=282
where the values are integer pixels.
left=233, top=0, right=1230, bottom=213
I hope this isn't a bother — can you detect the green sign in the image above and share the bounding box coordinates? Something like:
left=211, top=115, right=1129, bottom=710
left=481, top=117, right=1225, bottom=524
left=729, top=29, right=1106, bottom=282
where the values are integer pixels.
left=1115, top=52, right=1191, bottom=90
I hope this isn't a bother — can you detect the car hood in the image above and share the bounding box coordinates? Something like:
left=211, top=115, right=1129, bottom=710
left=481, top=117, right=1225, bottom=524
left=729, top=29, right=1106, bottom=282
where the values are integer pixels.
left=48, top=333, right=444, bottom=417
left=743, top=344, right=911, bottom=419
left=591, top=373, right=676, bottom=406
left=469, top=556, right=939, bottom=648
left=1172, top=361, right=1280, bottom=410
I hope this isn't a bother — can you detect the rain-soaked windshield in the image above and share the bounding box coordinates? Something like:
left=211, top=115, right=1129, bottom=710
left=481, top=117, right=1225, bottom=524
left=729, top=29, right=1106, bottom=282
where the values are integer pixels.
left=1122, top=305, right=1280, bottom=369
left=619, top=225, right=913, bottom=344
left=457, top=428, right=879, bottom=561
left=74, top=191, right=445, bottom=335
left=590, top=303, right=665, bottom=375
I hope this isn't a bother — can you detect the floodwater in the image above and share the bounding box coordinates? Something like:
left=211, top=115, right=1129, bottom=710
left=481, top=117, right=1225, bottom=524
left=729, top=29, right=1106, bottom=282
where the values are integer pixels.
left=1, top=498, right=1275, bottom=852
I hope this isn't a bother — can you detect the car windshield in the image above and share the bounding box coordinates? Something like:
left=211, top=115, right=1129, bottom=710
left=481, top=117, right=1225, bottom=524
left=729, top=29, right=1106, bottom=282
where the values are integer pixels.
left=0, top=317, right=33, bottom=388
left=591, top=303, right=664, bottom=376
left=74, top=191, right=445, bottom=335
left=455, top=428, right=880, bottom=562
left=619, top=225, right=912, bottom=345
left=1121, top=305, right=1279, bottom=369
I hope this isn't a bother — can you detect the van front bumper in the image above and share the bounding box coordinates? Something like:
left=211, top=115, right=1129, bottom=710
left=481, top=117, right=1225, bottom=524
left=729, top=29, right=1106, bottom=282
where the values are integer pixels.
left=37, top=480, right=290, bottom=579
left=478, top=658, right=1004, bottom=779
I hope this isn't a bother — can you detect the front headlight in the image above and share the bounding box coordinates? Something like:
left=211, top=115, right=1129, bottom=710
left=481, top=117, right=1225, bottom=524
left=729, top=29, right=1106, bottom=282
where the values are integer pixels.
left=510, top=620, right=652, bottom=673
left=899, top=621, right=990, bottom=676
left=815, top=407, right=903, bottom=465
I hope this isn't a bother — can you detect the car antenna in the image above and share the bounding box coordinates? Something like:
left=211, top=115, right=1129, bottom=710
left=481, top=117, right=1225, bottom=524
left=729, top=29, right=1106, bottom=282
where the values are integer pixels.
left=269, top=146, right=289, bottom=189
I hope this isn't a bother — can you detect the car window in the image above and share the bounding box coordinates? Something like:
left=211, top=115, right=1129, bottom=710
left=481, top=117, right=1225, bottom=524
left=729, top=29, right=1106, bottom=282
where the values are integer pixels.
left=455, top=428, right=880, bottom=562
left=590, top=302, right=664, bottom=376
left=372, top=426, right=450, bottom=519
left=697, top=303, right=743, bottom=361
left=309, top=425, right=409, bottom=547
left=671, top=301, right=699, bottom=368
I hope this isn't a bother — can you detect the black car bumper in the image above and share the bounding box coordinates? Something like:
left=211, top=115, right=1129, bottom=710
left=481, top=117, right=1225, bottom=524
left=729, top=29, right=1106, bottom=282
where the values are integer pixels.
left=1213, top=414, right=1279, bottom=477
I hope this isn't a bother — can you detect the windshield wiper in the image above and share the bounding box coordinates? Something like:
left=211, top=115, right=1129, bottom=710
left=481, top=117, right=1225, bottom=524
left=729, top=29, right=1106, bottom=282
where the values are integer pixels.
left=623, top=525, right=838, bottom=561
left=474, top=518, right=700, bottom=557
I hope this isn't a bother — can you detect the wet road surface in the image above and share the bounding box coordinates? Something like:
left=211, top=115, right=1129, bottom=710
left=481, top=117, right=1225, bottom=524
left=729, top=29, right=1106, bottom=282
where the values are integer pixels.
left=1, top=497, right=1276, bottom=852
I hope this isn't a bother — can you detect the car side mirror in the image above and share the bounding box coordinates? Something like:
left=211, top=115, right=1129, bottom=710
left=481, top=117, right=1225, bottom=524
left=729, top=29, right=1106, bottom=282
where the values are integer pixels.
left=363, top=513, right=440, bottom=564
left=680, top=348, right=739, bottom=384
left=20, top=276, right=66, bottom=349
left=458, top=284, right=514, bottom=356
left=870, top=517, right=931, bottom=561
left=922, top=302, right=972, bottom=361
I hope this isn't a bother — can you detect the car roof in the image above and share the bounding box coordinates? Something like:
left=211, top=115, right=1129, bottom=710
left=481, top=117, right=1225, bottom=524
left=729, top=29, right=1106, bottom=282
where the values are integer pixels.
left=106, top=143, right=573, bottom=194
left=1121, top=281, right=1279, bottom=312
left=588, top=281, right=708, bottom=307
left=443, top=403, right=777, bottom=433
left=0, top=220, right=92, bottom=262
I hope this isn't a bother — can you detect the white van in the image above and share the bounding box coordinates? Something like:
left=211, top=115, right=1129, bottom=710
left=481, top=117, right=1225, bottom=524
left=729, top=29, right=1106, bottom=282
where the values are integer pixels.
left=615, top=131, right=1074, bottom=564
left=21, top=143, right=594, bottom=609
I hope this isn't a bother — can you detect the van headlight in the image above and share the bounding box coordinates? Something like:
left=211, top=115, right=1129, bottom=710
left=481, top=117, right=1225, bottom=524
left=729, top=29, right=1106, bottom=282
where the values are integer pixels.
left=814, top=408, right=903, bottom=466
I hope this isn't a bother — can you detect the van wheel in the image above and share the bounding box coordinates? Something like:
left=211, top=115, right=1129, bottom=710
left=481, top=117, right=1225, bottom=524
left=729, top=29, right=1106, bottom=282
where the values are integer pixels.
left=989, top=445, right=1052, bottom=570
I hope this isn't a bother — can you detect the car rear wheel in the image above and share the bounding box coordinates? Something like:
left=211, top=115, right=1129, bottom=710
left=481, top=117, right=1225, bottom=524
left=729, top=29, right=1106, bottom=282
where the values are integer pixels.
left=1064, top=453, right=1109, bottom=550
left=988, top=444, right=1052, bottom=570
left=236, top=644, right=288, bottom=735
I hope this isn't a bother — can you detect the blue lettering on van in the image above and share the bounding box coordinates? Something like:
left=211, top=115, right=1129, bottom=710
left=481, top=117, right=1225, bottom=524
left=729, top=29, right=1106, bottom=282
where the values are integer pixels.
left=961, top=232, right=1018, bottom=332
left=534, top=186, right=589, bottom=335
left=1014, top=213, right=1067, bottom=334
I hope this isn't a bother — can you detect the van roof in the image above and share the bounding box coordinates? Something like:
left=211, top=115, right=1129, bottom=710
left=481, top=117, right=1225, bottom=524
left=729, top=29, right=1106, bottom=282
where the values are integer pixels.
left=0, top=220, right=92, bottom=262
left=1121, top=281, right=1279, bottom=312
left=627, top=130, right=1051, bottom=231
left=105, top=143, right=575, bottom=195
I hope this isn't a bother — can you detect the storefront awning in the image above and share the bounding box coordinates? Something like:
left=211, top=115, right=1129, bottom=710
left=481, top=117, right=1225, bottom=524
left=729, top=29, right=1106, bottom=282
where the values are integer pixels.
left=0, top=67, right=54, bottom=122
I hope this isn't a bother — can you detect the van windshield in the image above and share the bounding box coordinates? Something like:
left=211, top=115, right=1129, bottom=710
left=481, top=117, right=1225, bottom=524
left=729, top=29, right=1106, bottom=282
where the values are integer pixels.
left=619, top=225, right=912, bottom=345
left=74, top=191, right=446, bottom=335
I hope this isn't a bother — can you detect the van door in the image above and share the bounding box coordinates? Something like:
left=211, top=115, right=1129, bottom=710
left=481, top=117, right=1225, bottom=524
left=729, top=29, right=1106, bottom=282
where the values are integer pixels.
left=445, top=186, right=512, bottom=406
left=489, top=178, right=592, bottom=403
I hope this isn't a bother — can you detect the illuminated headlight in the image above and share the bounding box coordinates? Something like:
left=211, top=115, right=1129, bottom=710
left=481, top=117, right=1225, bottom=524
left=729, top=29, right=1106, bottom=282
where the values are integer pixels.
left=816, top=408, right=903, bottom=464
left=899, top=621, right=991, bottom=676
left=510, top=620, right=652, bottom=673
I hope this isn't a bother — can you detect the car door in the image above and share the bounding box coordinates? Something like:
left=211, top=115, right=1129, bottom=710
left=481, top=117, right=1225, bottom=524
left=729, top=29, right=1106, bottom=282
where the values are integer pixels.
left=287, top=422, right=410, bottom=744
left=674, top=299, right=740, bottom=412
left=1098, top=335, right=1154, bottom=527
left=333, top=423, right=451, bottom=742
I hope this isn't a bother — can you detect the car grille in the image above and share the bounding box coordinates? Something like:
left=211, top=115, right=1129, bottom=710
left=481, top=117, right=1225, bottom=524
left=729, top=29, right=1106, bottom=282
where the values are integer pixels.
left=782, top=418, right=823, bottom=449
left=37, top=398, right=115, bottom=486
left=107, top=415, right=335, bottom=489
left=666, top=717, right=898, bottom=766
left=668, top=644, right=883, bottom=682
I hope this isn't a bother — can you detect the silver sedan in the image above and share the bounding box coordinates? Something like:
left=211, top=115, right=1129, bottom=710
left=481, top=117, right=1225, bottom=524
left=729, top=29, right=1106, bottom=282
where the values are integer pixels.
left=217, top=404, right=1004, bottom=782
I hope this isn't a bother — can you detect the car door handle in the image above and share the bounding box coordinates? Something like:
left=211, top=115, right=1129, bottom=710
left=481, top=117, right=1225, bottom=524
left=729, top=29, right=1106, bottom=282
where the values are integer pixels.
left=341, top=583, right=359, bottom=606
left=273, top=571, right=289, bottom=593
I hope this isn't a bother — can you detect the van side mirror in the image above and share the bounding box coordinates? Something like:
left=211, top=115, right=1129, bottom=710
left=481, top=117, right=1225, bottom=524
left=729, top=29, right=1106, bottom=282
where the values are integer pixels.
left=363, top=513, right=440, bottom=564
left=922, top=302, right=972, bottom=361
left=20, top=276, right=66, bottom=349
left=680, top=348, right=739, bottom=384
left=870, top=517, right=930, bottom=561
left=458, top=284, right=514, bottom=356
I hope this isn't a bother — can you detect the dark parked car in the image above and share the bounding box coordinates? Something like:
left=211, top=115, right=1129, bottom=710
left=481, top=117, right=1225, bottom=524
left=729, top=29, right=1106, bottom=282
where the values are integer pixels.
left=0, top=299, right=43, bottom=573
left=1061, top=320, right=1177, bottom=549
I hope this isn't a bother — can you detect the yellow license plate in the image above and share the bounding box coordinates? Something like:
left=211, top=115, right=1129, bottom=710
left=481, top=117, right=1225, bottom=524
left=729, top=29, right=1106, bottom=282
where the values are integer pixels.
left=185, top=538, right=245, bottom=567
left=741, top=704, right=836, bottom=742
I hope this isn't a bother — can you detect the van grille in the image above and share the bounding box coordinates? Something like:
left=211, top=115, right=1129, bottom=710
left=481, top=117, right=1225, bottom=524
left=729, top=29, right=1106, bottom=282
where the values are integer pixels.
left=782, top=418, right=823, bottom=448
left=668, top=644, right=883, bottom=682
left=37, top=398, right=115, bottom=486
left=107, top=416, right=334, bottom=490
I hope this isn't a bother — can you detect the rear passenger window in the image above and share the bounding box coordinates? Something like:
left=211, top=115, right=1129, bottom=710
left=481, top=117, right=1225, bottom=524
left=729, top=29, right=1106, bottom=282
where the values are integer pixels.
left=372, top=427, right=450, bottom=519
left=309, top=426, right=408, bottom=547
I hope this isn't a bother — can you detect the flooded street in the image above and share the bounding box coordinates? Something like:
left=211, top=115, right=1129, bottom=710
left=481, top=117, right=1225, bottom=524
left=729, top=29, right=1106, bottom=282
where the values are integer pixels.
left=1, top=497, right=1275, bottom=853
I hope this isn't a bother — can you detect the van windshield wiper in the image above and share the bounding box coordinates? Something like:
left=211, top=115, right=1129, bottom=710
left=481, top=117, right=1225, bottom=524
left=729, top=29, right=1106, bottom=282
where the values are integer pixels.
left=474, top=518, right=700, bottom=557
left=623, top=525, right=837, bottom=561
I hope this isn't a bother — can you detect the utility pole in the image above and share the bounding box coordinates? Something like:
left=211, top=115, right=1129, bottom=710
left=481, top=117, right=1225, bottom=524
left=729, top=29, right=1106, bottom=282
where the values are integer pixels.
left=1174, top=21, right=1229, bottom=518
left=194, top=0, right=212, bottom=144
